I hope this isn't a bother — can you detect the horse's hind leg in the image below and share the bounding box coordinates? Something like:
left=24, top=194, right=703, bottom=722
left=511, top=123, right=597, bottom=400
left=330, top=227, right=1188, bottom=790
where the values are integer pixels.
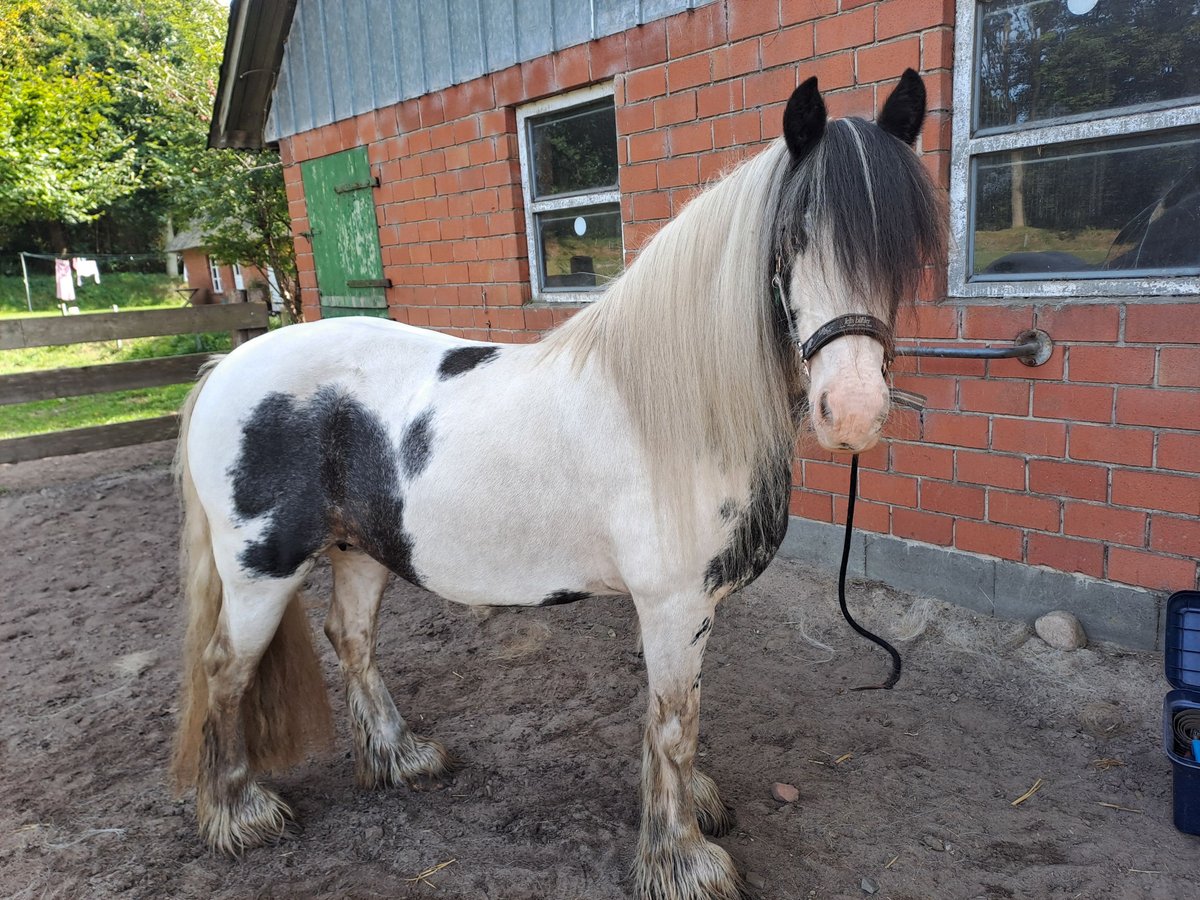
left=324, top=545, right=454, bottom=789
left=195, top=572, right=307, bottom=854
left=633, top=592, right=742, bottom=900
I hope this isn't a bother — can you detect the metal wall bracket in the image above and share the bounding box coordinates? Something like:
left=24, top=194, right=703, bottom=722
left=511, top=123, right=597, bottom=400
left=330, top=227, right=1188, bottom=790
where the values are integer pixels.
left=895, top=329, right=1053, bottom=366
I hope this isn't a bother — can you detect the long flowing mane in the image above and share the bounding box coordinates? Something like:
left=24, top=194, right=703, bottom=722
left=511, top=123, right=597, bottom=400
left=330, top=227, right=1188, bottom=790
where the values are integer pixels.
left=541, top=122, right=945, bottom=529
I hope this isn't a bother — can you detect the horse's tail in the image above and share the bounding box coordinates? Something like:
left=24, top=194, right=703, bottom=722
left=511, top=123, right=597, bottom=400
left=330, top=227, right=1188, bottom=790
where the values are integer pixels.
left=170, top=360, right=332, bottom=792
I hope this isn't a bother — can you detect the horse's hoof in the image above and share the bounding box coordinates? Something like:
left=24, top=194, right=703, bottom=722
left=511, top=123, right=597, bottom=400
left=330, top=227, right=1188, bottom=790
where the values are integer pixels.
left=633, top=836, right=745, bottom=900
left=357, top=735, right=457, bottom=791
left=198, top=779, right=294, bottom=856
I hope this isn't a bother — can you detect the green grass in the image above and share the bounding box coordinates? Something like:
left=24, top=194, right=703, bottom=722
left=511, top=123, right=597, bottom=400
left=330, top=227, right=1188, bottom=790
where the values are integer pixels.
left=0, top=272, right=183, bottom=319
left=0, top=382, right=194, bottom=440
left=973, top=226, right=1118, bottom=272
left=0, top=273, right=240, bottom=439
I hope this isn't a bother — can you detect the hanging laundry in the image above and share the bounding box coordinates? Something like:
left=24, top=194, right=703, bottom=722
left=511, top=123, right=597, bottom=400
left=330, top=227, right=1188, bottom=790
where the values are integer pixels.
left=73, top=258, right=101, bottom=285
left=54, top=258, right=76, bottom=302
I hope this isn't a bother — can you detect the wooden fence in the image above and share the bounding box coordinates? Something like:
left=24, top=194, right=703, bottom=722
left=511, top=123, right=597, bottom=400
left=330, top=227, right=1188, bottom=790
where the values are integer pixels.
left=0, top=303, right=269, bottom=465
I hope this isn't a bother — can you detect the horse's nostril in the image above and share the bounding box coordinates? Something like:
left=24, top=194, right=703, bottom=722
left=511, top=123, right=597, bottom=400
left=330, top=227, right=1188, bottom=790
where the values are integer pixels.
left=819, top=392, right=833, bottom=423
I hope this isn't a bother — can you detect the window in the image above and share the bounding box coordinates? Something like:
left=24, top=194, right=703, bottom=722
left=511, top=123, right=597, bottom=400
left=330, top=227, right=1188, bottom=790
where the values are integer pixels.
left=950, top=0, right=1200, bottom=297
left=517, top=84, right=623, bottom=302
left=208, top=256, right=223, bottom=293
left=232, top=262, right=245, bottom=291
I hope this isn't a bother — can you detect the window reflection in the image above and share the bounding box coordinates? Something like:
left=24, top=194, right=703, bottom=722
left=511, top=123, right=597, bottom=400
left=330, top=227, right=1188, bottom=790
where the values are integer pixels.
left=976, top=0, right=1200, bottom=131
left=972, top=128, right=1200, bottom=277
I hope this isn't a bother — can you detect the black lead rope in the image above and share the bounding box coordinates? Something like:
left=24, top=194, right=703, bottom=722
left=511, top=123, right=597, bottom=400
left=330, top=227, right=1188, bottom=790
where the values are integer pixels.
left=839, top=454, right=902, bottom=691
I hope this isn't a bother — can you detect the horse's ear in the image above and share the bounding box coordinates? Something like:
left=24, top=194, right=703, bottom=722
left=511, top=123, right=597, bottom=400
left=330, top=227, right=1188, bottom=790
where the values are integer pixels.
left=878, top=68, right=926, bottom=146
left=782, top=76, right=826, bottom=163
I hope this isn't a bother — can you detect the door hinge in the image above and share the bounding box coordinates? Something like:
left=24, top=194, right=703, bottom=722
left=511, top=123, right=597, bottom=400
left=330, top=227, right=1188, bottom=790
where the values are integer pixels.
left=345, top=278, right=392, bottom=288
left=334, top=177, right=380, bottom=194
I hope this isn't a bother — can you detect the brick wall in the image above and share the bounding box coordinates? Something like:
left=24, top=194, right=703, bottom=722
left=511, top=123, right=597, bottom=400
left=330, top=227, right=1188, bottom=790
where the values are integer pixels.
left=278, top=0, right=1198, bottom=596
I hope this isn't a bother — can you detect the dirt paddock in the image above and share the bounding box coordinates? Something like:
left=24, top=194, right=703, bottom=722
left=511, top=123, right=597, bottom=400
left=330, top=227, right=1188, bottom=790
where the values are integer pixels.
left=1, top=441, right=1194, bottom=899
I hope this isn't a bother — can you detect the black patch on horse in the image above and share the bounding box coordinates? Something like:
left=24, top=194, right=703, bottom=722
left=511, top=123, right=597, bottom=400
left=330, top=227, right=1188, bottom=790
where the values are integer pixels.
left=703, top=452, right=791, bottom=595
left=400, top=408, right=435, bottom=479
left=539, top=590, right=591, bottom=607
left=230, top=388, right=423, bottom=586
left=690, top=617, right=712, bottom=645
left=438, top=345, right=499, bottom=379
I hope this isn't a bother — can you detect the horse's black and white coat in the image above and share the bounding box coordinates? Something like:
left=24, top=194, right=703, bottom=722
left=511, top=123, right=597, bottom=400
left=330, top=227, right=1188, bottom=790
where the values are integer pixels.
left=173, top=72, right=945, bottom=900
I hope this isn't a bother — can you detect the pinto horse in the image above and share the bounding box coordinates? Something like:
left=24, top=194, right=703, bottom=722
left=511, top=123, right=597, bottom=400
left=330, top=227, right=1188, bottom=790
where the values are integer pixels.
left=171, top=71, right=944, bottom=899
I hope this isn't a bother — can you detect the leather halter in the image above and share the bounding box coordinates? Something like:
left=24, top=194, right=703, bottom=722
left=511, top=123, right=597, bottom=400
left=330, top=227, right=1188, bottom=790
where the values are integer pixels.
left=772, top=268, right=895, bottom=369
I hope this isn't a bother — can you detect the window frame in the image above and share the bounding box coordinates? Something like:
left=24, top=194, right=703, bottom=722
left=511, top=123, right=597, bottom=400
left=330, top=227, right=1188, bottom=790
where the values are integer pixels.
left=949, top=0, right=1200, bottom=299
left=516, top=82, right=623, bottom=304
left=208, top=256, right=223, bottom=293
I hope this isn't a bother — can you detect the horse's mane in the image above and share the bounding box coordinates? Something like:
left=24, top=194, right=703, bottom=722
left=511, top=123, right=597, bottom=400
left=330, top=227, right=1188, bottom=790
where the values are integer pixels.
left=540, top=123, right=945, bottom=536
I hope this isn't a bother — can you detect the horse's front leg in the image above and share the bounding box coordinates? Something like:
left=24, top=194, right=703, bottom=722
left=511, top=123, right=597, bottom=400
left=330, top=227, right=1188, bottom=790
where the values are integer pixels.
left=633, top=592, right=742, bottom=900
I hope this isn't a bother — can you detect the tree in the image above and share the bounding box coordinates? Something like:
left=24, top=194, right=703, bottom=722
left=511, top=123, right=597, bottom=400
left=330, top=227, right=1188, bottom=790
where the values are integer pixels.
left=179, top=150, right=302, bottom=322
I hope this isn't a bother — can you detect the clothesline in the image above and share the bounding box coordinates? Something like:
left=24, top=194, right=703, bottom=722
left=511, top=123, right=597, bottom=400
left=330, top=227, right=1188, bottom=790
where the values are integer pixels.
left=16, top=250, right=165, bottom=261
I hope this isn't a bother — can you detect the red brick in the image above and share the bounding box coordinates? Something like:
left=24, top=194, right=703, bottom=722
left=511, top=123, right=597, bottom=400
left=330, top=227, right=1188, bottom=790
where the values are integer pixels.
left=1027, top=533, right=1104, bottom=578
left=762, top=24, right=814, bottom=68
left=791, top=489, right=834, bottom=522
left=877, top=0, right=954, bottom=40
left=892, top=442, right=954, bottom=479
left=520, top=54, right=557, bottom=101
left=992, top=417, right=1066, bottom=457
left=626, top=66, right=666, bottom=102
left=1115, top=387, right=1200, bottom=428
left=669, top=121, right=713, bottom=155
left=1112, top=470, right=1200, bottom=516
left=621, top=162, right=658, bottom=193
left=802, top=459, right=850, bottom=493
left=1064, top=502, right=1146, bottom=547
left=1069, top=346, right=1155, bottom=385
left=631, top=191, right=670, bottom=221
left=856, top=37, right=919, bottom=84
left=859, top=471, right=918, bottom=506
left=711, top=38, right=762, bottom=80
left=627, top=19, right=668, bottom=68
left=1033, top=383, right=1113, bottom=423
left=988, top=490, right=1059, bottom=532
left=666, top=3, right=726, bottom=59
left=891, top=373, right=956, bottom=410
left=1069, top=423, right=1153, bottom=466
left=745, top=67, right=797, bottom=108
left=804, top=51, right=855, bottom=90
left=833, top=497, right=890, bottom=533
left=1126, top=303, right=1200, bottom=344
left=924, top=412, right=989, bottom=449
left=960, top=380, right=1030, bottom=416
left=814, top=6, right=875, bottom=54
left=782, top=0, right=838, bottom=26
left=824, top=86, right=875, bottom=119
left=728, top=0, right=780, bottom=40
left=629, top=130, right=668, bottom=163
left=956, top=520, right=1023, bottom=562
left=1152, top=515, right=1200, bottom=557
left=892, top=508, right=954, bottom=546
left=667, top=54, right=711, bottom=92
left=921, top=27, right=954, bottom=70
left=1034, top=304, right=1120, bottom=342
left=653, top=92, right=697, bottom=127
left=553, top=43, right=590, bottom=89
left=590, top=33, right=627, bottom=79
left=898, top=302, right=958, bottom=339
left=617, top=101, right=656, bottom=135
left=1159, top=347, right=1200, bottom=388
left=713, top=111, right=762, bottom=148
left=921, top=480, right=985, bottom=518
left=1108, top=547, right=1197, bottom=591
left=1159, top=432, right=1200, bottom=474
left=963, top=306, right=1035, bottom=340
left=1028, top=459, right=1108, bottom=502
left=657, top=156, right=699, bottom=188
left=698, top=81, right=744, bottom=118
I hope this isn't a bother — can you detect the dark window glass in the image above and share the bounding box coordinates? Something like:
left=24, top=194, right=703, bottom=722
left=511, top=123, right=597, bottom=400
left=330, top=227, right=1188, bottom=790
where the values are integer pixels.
left=971, top=127, right=1200, bottom=277
left=976, top=0, right=1200, bottom=132
left=529, top=99, right=619, bottom=199
left=536, top=203, right=623, bottom=289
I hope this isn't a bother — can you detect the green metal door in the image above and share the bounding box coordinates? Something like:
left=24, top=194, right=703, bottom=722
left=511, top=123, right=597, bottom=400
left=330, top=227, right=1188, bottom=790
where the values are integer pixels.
left=300, top=148, right=389, bottom=319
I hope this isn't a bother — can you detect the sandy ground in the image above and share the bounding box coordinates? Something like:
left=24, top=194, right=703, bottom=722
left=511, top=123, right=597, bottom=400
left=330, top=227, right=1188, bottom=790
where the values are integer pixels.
left=1, top=441, right=1195, bottom=900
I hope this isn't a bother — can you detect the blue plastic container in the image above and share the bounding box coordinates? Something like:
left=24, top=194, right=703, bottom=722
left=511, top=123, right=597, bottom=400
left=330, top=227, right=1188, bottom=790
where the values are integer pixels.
left=1163, top=590, right=1200, bottom=836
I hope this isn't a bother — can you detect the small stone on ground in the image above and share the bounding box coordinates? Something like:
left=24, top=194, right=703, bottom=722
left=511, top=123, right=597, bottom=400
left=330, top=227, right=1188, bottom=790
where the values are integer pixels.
left=771, top=782, right=800, bottom=803
left=861, top=876, right=879, bottom=894
left=1035, top=611, right=1088, bottom=651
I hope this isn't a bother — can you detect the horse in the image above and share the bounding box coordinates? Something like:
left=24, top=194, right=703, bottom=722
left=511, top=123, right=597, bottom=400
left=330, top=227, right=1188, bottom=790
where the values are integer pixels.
left=170, top=70, right=945, bottom=900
